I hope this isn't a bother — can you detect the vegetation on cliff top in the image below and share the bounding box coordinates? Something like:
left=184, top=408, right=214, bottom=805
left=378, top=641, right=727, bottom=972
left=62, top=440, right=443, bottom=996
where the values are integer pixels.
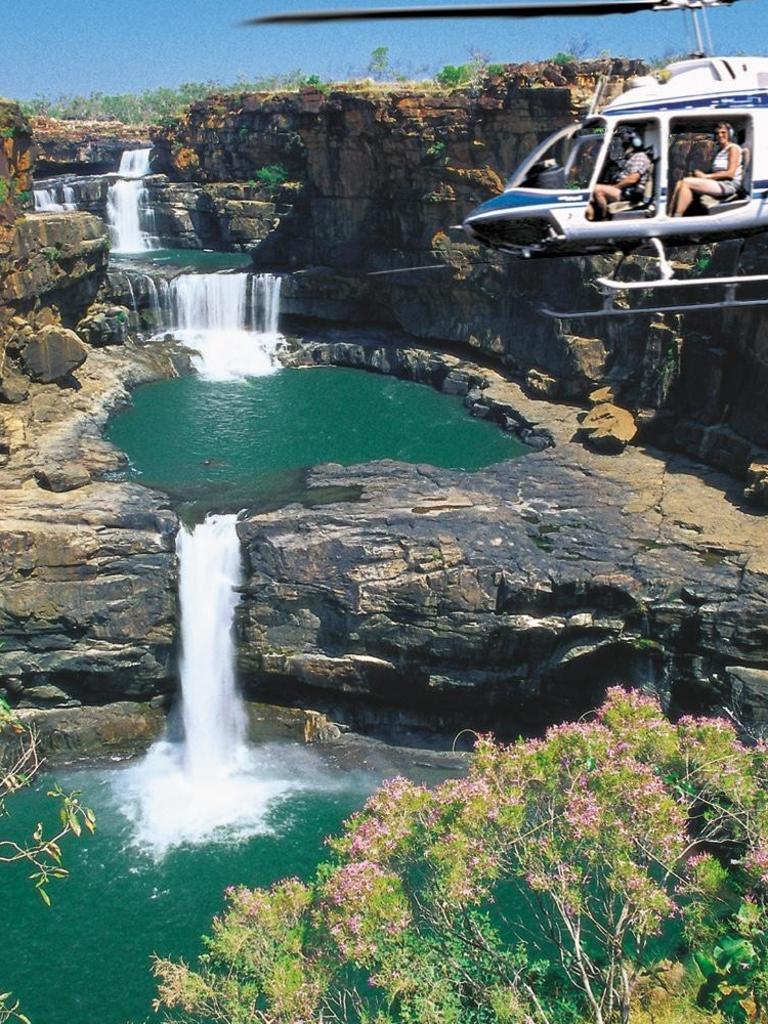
left=152, top=688, right=768, bottom=1024
left=17, top=48, right=574, bottom=125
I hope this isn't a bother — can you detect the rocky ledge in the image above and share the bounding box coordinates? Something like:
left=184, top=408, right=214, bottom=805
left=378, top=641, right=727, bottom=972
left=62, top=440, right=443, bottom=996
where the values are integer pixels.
left=0, top=339, right=182, bottom=708
left=236, top=337, right=768, bottom=736
left=31, top=117, right=150, bottom=177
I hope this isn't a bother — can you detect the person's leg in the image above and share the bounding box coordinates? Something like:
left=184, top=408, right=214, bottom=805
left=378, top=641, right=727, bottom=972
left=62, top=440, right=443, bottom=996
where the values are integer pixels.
left=672, top=177, right=723, bottom=216
left=587, top=184, right=621, bottom=221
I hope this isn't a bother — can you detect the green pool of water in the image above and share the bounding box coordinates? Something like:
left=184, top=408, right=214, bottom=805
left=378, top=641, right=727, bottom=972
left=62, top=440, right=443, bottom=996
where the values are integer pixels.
left=2, top=753, right=406, bottom=1024
left=106, top=367, right=523, bottom=514
left=112, top=248, right=253, bottom=271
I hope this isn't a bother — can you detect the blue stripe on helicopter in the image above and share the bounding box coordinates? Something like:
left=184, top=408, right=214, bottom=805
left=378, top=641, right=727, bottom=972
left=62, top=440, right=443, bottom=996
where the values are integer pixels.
left=613, top=92, right=768, bottom=114
left=472, top=190, right=588, bottom=215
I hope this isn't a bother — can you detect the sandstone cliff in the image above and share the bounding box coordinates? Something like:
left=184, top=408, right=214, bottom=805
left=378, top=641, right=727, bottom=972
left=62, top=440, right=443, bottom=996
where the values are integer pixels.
left=0, top=101, right=179, bottom=711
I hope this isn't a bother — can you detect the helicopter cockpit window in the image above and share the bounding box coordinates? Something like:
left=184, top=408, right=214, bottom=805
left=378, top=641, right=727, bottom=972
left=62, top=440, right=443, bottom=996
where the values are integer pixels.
left=511, top=120, right=606, bottom=191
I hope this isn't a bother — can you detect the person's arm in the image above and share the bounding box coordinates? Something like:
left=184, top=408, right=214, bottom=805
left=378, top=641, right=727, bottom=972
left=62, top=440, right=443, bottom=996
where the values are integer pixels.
left=615, top=154, right=647, bottom=189
left=695, top=144, right=741, bottom=180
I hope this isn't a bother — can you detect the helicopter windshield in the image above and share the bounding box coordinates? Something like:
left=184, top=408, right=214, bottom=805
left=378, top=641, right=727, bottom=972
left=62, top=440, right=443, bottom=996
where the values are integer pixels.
left=509, top=120, right=607, bottom=192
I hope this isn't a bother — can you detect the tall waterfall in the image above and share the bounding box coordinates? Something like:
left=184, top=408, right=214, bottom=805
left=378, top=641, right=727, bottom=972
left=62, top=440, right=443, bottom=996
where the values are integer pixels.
left=176, top=516, right=246, bottom=777
left=151, top=271, right=283, bottom=380
left=120, top=514, right=300, bottom=856
left=107, top=148, right=158, bottom=253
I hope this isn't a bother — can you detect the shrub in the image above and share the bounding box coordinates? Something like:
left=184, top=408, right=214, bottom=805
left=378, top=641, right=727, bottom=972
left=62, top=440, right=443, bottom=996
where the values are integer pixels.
left=152, top=690, right=768, bottom=1024
left=435, top=64, right=473, bottom=89
left=254, top=164, right=288, bottom=189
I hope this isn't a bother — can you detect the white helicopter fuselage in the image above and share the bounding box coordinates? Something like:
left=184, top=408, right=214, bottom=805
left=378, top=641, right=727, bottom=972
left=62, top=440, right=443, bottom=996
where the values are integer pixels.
left=464, top=56, right=768, bottom=257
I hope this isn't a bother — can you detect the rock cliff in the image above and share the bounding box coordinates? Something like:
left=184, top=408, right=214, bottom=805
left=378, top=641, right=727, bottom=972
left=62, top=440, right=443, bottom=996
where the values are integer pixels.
left=238, top=339, right=768, bottom=734
left=0, top=101, right=179, bottom=711
left=31, top=116, right=149, bottom=176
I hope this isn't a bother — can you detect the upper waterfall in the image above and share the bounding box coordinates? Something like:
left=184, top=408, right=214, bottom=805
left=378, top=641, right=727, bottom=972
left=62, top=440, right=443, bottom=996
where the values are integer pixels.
left=107, top=147, right=159, bottom=253
left=149, top=271, right=283, bottom=380
left=117, top=149, right=152, bottom=178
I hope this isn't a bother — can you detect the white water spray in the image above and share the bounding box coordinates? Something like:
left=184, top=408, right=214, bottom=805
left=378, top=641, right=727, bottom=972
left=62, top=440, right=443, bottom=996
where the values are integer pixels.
left=107, top=148, right=159, bottom=253
left=33, top=185, right=77, bottom=212
left=150, top=271, right=283, bottom=380
left=120, top=514, right=300, bottom=856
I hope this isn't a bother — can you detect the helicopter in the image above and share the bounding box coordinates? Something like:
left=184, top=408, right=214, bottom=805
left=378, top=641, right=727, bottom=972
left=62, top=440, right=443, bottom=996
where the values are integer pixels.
left=250, top=0, right=768, bottom=317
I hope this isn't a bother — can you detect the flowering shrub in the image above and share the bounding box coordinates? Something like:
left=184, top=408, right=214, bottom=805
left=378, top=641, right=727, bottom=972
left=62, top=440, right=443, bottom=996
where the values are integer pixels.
left=153, top=689, right=768, bottom=1024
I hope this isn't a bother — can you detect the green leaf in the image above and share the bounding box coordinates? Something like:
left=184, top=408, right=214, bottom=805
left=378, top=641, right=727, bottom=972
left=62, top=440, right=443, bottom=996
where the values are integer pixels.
left=694, top=951, right=717, bottom=978
left=38, top=887, right=51, bottom=907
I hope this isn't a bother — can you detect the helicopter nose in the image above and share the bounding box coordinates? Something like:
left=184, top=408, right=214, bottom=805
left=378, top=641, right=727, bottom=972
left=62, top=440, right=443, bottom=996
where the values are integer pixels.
left=463, top=212, right=553, bottom=253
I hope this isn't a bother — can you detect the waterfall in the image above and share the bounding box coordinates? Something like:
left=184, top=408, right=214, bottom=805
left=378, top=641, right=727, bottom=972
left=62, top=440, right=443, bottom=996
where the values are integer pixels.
left=107, top=147, right=158, bottom=253
left=176, top=516, right=246, bottom=777
left=120, top=514, right=301, bottom=856
left=149, top=271, right=283, bottom=380
left=34, top=185, right=77, bottom=212
left=117, top=149, right=152, bottom=178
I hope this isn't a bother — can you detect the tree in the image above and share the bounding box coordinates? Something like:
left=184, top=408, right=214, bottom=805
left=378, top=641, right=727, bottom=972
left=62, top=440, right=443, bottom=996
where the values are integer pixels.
left=0, top=697, right=95, bottom=1024
left=152, top=688, right=768, bottom=1024
left=367, top=47, right=392, bottom=80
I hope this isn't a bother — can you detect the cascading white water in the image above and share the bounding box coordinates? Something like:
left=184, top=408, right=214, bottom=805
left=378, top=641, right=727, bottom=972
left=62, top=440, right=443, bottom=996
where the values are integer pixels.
left=117, top=149, right=152, bottom=178
left=107, top=147, right=158, bottom=253
left=33, top=185, right=77, bottom=211
left=176, top=516, right=246, bottom=777
left=120, top=514, right=301, bottom=856
left=149, top=271, right=283, bottom=380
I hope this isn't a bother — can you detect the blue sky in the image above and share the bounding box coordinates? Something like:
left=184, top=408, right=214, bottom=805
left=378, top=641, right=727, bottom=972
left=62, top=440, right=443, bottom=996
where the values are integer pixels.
left=2, top=0, right=766, bottom=99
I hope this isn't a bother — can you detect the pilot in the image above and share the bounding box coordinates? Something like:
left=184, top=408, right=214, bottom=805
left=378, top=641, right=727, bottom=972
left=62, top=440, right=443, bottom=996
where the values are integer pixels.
left=586, top=129, right=651, bottom=222
left=670, top=122, right=743, bottom=216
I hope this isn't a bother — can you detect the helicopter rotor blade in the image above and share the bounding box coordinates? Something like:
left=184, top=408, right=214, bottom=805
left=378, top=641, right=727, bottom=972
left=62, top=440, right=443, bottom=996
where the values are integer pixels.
left=245, top=0, right=731, bottom=26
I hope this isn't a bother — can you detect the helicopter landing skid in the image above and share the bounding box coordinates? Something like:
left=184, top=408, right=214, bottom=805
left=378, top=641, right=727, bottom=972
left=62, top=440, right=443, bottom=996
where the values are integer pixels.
left=541, top=271, right=768, bottom=319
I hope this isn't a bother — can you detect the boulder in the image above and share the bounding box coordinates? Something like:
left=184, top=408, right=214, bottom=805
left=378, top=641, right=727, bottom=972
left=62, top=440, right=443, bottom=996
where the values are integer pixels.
left=34, top=463, right=91, bottom=492
left=725, top=665, right=768, bottom=726
left=76, top=304, right=129, bottom=347
left=0, top=368, right=29, bottom=404
left=744, top=459, right=768, bottom=508
left=526, top=368, right=560, bottom=400
left=588, top=385, right=616, bottom=405
left=21, top=325, right=88, bottom=383
left=577, top=402, right=637, bottom=454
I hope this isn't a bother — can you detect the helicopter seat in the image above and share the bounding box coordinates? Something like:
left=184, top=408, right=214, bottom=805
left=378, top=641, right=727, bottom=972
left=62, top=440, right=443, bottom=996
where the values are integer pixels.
left=699, top=145, right=750, bottom=212
left=606, top=155, right=657, bottom=220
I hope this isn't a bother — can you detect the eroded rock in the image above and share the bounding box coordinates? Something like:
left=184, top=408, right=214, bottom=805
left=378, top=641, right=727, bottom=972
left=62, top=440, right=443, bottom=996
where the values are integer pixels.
left=35, top=463, right=91, bottom=492
left=21, top=324, right=88, bottom=383
left=744, top=459, right=768, bottom=508
left=578, top=402, right=638, bottom=454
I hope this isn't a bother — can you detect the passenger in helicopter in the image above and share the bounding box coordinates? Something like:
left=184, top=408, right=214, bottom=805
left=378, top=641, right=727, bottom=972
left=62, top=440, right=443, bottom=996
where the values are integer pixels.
left=585, top=128, right=651, bottom=222
left=670, top=122, right=743, bottom=216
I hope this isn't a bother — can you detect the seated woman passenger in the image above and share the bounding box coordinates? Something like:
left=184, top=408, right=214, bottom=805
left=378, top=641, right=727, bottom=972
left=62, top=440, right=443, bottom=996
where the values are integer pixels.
left=586, top=129, right=651, bottom=222
left=670, top=122, right=743, bottom=216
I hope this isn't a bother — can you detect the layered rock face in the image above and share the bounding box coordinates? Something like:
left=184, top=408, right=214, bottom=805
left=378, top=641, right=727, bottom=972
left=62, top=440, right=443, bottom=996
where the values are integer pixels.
left=0, top=101, right=179, bottom=711
left=31, top=116, right=149, bottom=176
left=236, top=352, right=768, bottom=734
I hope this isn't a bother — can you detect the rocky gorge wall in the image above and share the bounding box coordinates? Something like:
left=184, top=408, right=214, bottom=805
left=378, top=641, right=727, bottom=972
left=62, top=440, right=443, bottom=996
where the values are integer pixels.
left=141, top=63, right=768, bottom=492
left=0, top=101, right=179, bottom=714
